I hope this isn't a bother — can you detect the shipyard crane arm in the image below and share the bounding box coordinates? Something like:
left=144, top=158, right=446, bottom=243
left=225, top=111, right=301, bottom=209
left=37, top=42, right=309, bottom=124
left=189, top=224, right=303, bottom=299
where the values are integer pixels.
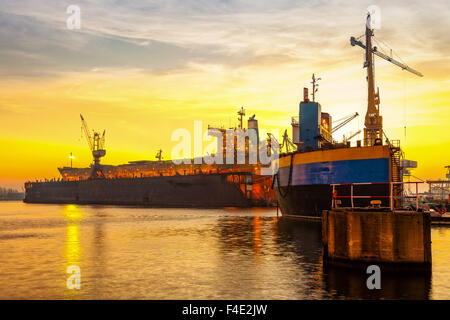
left=344, top=130, right=361, bottom=142
left=350, top=37, right=423, bottom=77
left=332, top=112, right=359, bottom=134
left=266, top=133, right=281, bottom=153
left=80, top=114, right=94, bottom=151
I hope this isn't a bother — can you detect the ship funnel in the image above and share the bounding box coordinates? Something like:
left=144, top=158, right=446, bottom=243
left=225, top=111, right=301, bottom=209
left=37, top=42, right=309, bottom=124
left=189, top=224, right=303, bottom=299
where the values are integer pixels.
left=303, top=88, right=310, bottom=103
left=247, top=116, right=259, bottom=149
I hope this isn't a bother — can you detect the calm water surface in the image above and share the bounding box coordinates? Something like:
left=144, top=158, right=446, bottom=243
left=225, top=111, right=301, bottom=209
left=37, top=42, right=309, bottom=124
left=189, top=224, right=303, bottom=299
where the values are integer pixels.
left=0, top=201, right=449, bottom=299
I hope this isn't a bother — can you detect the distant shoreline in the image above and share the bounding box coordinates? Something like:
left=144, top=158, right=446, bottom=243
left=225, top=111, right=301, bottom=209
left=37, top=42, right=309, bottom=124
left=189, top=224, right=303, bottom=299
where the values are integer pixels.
left=0, top=195, right=25, bottom=201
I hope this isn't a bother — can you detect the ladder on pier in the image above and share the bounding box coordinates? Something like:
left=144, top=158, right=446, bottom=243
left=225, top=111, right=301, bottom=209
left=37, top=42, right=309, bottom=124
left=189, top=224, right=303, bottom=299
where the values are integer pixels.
left=389, top=139, right=404, bottom=206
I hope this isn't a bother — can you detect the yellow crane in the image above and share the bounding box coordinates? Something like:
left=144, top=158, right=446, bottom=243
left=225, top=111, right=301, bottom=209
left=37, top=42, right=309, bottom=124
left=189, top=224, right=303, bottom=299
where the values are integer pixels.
left=80, top=114, right=106, bottom=179
left=350, top=13, right=422, bottom=146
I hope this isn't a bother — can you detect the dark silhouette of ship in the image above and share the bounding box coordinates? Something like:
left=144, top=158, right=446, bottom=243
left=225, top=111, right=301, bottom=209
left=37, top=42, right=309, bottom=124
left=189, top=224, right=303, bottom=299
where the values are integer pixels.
left=24, top=111, right=275, bottom=207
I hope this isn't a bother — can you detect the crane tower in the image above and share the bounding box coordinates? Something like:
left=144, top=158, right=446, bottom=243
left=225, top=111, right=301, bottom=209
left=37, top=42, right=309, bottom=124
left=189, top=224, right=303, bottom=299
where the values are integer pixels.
left=80, top=114, right=106, bottom=179
left=350, top=13, right=423, bottom=146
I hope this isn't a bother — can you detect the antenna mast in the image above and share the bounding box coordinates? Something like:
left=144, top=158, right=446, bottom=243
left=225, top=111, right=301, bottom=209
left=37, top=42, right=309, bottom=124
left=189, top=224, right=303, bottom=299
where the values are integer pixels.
left=237, top=107, right=245, bottom=129
left=311, top=73, right=321, bottom=102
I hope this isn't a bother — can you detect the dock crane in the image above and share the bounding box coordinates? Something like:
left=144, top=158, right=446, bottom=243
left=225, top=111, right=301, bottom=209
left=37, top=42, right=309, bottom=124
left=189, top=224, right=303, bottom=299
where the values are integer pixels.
left=319, top=112, right=359, bottom=144
left=350, top=12, right=422, bottom=146
left=280, top=129, right=298, bottom=153
left=155, top=149, right=163, bottom=162
left=80, top=114, right=106, bottom=179
left=266, top=130, right=298, bottom=155
left=266, top=133, right=280, bottom=156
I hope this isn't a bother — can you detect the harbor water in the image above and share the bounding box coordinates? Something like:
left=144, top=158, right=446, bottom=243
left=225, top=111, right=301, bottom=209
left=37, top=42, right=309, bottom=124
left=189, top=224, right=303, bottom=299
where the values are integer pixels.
left=1, top=201, right=449, bottom=299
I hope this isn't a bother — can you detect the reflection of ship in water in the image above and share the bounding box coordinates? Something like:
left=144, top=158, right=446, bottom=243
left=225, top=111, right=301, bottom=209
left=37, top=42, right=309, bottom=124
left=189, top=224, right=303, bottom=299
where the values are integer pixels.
left=25, top=110, right=276, bottom=207
left=56, top=207, right=432, bottom=299
left=217, top=216, right=431, bottom=299
left=277, top=218, right=431, bottom=299
left=276, top=218, right=323, bottom=266
left=213, top=214, right=326, bottom=298
left=275, top=218, right=326, bottom=297
left=323, top=264, right=431, bottom=299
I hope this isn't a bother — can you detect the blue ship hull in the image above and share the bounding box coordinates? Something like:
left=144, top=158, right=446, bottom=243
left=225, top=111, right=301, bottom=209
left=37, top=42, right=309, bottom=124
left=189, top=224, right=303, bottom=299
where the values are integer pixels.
left=273, top=145, right=394, bottom=218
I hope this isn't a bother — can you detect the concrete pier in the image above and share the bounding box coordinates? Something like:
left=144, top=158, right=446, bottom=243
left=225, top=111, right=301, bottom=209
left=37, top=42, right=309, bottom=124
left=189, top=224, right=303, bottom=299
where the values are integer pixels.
left=322, top=209, right=432, bottom=271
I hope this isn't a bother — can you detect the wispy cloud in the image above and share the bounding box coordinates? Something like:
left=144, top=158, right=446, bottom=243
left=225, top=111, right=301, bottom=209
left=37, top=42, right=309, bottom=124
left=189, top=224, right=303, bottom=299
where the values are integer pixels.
left=1, top=0, right=448, bottom=78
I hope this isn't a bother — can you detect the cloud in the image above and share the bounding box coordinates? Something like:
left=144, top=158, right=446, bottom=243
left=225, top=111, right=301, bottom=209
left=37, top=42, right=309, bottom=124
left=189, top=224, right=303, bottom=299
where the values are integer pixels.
left=1, top=0, right=447, bottom=79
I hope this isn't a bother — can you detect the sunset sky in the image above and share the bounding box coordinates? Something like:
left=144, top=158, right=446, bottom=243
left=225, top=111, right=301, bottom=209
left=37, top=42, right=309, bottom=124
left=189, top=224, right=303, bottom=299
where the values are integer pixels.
left=0, top=0, right=449, bottom=189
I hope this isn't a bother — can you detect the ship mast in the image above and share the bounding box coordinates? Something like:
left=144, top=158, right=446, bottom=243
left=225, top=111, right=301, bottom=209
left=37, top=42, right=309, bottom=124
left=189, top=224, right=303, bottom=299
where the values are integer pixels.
left=311, top=73, right=321, bottom=102
left=237, top=107, right=245, bottom=129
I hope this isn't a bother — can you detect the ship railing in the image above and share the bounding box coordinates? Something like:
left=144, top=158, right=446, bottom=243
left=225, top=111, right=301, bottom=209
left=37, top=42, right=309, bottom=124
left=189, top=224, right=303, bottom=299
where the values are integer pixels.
left=331, top=181, right=424, bottom=211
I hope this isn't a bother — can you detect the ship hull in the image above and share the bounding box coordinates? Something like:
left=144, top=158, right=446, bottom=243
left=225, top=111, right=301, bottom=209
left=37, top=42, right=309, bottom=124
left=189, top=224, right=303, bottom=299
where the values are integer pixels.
left=24, top=173, right=255, bottom=208
left=274, top=145, right=395, bottom=218
left=275, top=184, right=390, bottom=218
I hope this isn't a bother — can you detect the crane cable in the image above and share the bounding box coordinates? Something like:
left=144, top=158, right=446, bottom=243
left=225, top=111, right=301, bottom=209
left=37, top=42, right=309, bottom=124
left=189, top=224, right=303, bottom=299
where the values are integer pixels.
left=373, top=36, right=406, bottom=65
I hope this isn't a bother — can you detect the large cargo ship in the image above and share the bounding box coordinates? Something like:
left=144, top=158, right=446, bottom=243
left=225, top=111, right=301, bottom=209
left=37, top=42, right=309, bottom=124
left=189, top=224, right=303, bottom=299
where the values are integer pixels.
left=272, top=73, right=402, bottom=218
left=273, top=14, right=422, bottom=218
left=25, top=172, right=258, bottom=207
left=24, top=112, right=275, bottom=207
left=273, top=142, right=399, bottom=218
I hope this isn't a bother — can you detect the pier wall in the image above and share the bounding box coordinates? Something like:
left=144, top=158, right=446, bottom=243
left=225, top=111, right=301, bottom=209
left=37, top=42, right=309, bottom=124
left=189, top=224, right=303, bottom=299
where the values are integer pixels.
left=322, top=209, right=431, bottom=270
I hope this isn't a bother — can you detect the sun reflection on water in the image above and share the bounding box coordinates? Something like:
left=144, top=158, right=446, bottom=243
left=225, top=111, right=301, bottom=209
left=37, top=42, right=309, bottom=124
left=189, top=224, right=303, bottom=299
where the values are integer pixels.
left=62, top=204, right=84, bottom=297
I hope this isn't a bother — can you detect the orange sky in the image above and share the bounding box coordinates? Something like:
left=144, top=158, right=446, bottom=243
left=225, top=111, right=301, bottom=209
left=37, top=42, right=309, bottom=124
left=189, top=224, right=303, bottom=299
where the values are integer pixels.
left=0, top=1, right=449, bottom=189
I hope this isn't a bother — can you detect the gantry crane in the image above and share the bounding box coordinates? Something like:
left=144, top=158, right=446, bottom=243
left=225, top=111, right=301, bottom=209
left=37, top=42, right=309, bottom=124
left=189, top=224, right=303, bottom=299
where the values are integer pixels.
left=80, top=114, right=106, bottom=179
left=350, top=12, right=422, bottom=146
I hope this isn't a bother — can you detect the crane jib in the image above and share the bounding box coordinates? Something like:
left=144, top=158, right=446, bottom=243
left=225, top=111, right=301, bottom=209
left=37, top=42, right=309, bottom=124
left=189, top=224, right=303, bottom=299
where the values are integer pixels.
left=350, top=37, right=423, bottom=77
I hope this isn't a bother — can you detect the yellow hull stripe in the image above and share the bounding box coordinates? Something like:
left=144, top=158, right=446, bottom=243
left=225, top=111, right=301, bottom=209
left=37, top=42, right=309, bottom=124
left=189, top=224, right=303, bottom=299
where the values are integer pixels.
left=279, top=145, right=390, bottom=168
